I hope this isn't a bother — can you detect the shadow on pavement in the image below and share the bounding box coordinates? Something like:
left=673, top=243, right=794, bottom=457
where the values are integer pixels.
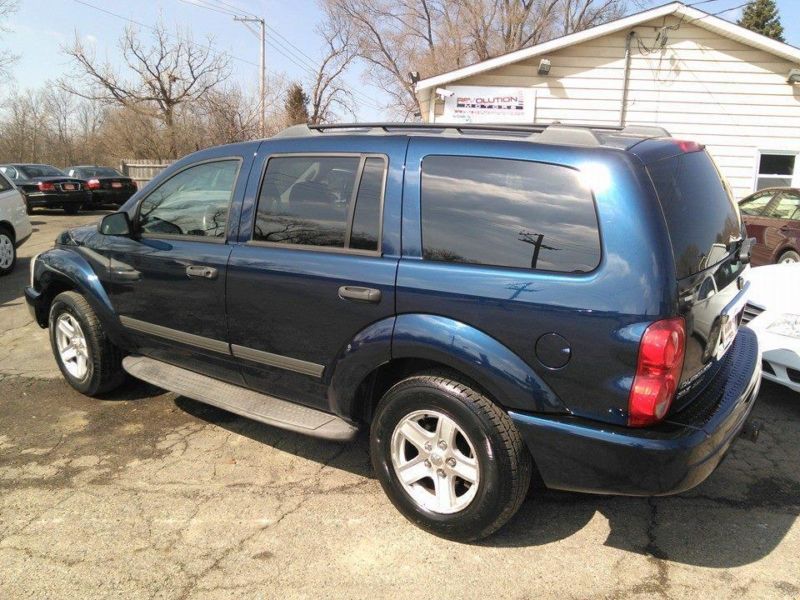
left=164, top=380, right=799, bottom=568
left=0, top=256, right=30, bottom=308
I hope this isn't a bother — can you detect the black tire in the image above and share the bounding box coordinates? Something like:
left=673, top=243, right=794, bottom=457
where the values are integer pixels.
left=370, top=371, right=532, bottom=541
left=0, top=226, right=16, bottom=276
left=49, top=291, right=125, bottom=396
left=64, top=205, right=81, bottom=215
left=778, top=249, right=800, bottom=264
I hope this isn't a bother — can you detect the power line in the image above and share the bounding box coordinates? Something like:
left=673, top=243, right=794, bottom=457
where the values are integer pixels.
left=177, top=0, right=384, bottom=111
left=71, top=0, right=261, bottom=69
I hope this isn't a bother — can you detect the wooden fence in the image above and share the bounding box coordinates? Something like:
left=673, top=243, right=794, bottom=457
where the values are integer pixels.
left=119, top=159, right=174, bottom=186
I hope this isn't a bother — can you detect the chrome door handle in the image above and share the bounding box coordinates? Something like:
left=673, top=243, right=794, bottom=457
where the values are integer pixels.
left=186, top=265, right=218, bottom=279
left=338, top=285, right=381, bottom=303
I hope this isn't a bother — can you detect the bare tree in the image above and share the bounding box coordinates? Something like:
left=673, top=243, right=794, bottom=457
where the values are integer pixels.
left=0, top=0, right=18, bottom=78
left=324, top=0, right=635, bottom=118
left=0, top=88, right=48, bottom=162
left=308, top=14, right=358, bottom=124
left=62, top=23, right=231, bottom=158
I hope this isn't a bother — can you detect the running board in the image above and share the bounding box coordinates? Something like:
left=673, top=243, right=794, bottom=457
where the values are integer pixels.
left=122, top=356, right=358, bottom=441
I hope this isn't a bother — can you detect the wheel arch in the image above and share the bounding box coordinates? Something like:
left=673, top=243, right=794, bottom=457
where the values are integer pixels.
left=328, top=313, right=567, bottom=423
left=0, top=220, right=16, bottom=241
left=35, top=249, right=127, bottom=346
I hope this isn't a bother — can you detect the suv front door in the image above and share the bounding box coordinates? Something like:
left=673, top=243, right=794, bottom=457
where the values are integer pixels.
left=226, top=139, right=405, bottom=410
left=98, top=152, right=253, bottom=384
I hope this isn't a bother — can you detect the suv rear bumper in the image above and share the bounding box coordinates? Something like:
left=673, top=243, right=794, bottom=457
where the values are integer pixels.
left=510, top=327, right=761, bottom=496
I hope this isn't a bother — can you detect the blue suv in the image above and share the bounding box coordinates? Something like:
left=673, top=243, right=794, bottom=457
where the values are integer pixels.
left=25, top=123, right=761, bottom=540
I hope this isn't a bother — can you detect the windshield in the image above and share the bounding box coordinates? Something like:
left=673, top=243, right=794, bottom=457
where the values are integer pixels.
left=75, top=167, right=123, bottom=178
left=648, top=150, right=742, bottom=279
left=18, top=165, right=67, bottom=179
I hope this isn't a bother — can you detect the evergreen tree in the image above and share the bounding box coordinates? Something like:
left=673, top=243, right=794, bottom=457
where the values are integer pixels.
left=737, top=0, right=785, bottom=42
left=284, top=83, right=310, bottom=125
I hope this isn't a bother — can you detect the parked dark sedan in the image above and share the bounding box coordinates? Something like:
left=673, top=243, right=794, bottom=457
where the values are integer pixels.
left=0, top=164, right=89, bottom=214
left=739, top=188, right=800, bottom=265
left=66, top=166, right=137, bottom=208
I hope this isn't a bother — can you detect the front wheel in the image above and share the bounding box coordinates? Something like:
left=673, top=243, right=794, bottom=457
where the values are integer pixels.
left=370, top=372, right=532, bottom=541
left=63, top=204, right=81, bottom=215
left=49, top=291, right=125, bottom=396
left=778, top=250, right=800, bottom=264
left=0, top=228, right=16, bottom=276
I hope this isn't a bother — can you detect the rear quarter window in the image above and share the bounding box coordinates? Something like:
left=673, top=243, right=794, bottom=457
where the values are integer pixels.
left=420, top=156, right=601, bottom=273
left=647, top=151, right=741, bottom=278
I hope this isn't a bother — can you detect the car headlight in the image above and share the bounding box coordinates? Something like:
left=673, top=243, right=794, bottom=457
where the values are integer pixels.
left=766, top=313, right=800, bottom=339
left=29, top=253, right=40, bottom=288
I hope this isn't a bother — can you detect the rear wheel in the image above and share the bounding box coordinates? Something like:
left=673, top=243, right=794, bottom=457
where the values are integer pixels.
left=370, top=371, right=532, bottom=541
left=778, top=250, right=800, bottom=264
left=49, top=291, right=125, bottom=396
left=0, top=228, right=15, bottom=276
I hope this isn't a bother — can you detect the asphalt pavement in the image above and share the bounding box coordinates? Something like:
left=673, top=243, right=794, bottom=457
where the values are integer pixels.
left=0, top=211, right=798, bottom=599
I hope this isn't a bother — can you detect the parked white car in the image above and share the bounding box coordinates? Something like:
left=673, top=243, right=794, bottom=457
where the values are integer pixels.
left=0, top=170, right=33, bottom=275
left=744, top=263, right=800, bottom=393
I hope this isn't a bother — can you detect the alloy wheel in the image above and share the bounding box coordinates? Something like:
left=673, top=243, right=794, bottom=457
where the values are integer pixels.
left=0, top=234, right=13, bottom=270
left=55, top=313, right=90, bottom=380
left=390, top=409, right=480, bottom=514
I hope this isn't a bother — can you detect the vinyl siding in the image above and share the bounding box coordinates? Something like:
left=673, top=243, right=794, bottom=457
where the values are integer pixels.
left=427, top=16, right=800, bottom=199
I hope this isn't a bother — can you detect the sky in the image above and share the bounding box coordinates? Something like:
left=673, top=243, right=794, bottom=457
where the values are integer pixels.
left=4, top=0, right=800, bottom=121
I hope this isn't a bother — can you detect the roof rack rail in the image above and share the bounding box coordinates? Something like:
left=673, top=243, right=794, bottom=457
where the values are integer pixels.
left=273, top=122, right=671, bottom=146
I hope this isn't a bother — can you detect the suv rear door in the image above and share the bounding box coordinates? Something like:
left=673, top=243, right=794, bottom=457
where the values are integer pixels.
left=226, top=137, right=405, bottom=410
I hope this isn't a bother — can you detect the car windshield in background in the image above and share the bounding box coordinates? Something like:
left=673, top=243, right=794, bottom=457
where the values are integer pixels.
left=648, top=150, right=742, bottom=279
left=76, top=167, right=123, bottom=178
left=18, top=165, right=67, bottom=179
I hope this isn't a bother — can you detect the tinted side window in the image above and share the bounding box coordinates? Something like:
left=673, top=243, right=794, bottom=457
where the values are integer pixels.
left=138, top=160, right=240, bottom=238
left=420, top=156, right=601, bottom=273
left=254, top=155, right=385, bottom=251
left=350, top=158, right=384, bottom=251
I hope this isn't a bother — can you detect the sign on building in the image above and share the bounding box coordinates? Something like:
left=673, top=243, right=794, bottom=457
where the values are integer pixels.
left=442, top=86, right=536, bottom=123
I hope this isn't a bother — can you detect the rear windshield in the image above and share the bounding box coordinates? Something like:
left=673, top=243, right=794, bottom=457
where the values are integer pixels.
left=74, top=167, right=123, bottom=178
left=647, top=150, right=741, bottom=279
left=18, top=165, right=66, bottom=179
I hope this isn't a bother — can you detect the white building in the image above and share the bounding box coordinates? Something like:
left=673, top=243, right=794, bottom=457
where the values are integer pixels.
left=414, top=1, right=800, bottom=199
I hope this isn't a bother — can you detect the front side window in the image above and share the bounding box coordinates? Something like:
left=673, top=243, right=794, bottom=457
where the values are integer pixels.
left=739, top=190, right=775, bottom=216
left=420, top=156, right=601, bottom=273
left=138, top=160, right=240, bottom=238
left=766, top=191, right=800, bottom=220
left=756, top=153, right=796, bottom=190
left=254, top=154, right=386, bottom=251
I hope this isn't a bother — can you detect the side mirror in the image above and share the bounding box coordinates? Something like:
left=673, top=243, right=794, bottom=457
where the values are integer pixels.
left=98, top=212, right=133, bottom=237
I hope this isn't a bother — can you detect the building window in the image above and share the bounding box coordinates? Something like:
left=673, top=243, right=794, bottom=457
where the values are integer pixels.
left=756, top=152, right=796, bottom=191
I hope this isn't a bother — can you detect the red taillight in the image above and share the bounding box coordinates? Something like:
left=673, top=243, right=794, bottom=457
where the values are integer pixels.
left=628, top=317, right=686, bottom=427
left=131, top=181, right=137, bottom=190
left=87, top=179, right=101, bottom=190
left=38, top=181, right=55, bottom=192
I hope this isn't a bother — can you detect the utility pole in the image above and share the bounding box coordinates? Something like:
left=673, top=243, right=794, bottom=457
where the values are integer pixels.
left=518, top=231, right=558, bottom=270
left=234, top=16, right=266, bottom=138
